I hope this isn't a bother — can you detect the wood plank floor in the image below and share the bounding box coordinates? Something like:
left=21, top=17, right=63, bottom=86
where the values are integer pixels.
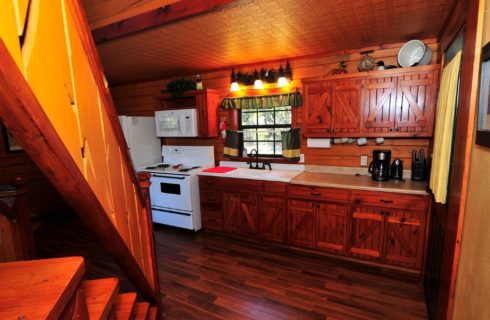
left=154, top=225, right=428, bottom=320
left=35, top=214, right=428, bottom=319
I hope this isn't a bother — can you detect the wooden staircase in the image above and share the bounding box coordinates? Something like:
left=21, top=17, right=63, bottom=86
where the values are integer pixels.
left=0, top=257, right=157, bottom=319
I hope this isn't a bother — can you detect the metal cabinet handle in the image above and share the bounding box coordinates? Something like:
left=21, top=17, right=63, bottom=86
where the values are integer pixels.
left=207, top=197, right=215, bottom=201
left=310, top=192, right=321, bottom=196
left=380, top=199, right=393, bottom=204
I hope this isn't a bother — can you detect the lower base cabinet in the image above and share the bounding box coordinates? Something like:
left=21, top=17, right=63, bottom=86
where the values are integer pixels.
left=258, top=195, right=286, bottom=243
left=316, top=202, right=347, bottom=254
left=199, top=176, right=429, bottom=272
left=288, top=199, right=316, bottom=248
left=349, top=206, right=384, bottom=261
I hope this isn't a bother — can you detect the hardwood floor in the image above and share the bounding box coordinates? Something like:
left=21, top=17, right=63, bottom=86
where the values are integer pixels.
left=35, top=214, right=428, bottom=319
left=154, top=225, right=428, bottom=320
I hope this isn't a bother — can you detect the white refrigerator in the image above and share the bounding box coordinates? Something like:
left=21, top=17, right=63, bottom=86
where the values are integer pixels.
left=118, top=116, right=162, bottom=168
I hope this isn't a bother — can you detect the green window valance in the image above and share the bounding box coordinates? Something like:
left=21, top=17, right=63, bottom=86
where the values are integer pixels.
left=221, top=92, right=303, bottom=110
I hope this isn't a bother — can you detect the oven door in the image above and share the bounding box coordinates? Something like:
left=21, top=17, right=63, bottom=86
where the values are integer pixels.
left=149, top=174, right=192, bottom=212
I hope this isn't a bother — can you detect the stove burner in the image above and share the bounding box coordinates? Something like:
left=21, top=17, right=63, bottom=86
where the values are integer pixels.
left=178, top=166, right=201, bottom=172
left=145, top=166, right=157, bottom=169
left=156, top=164, right=170, bottom=168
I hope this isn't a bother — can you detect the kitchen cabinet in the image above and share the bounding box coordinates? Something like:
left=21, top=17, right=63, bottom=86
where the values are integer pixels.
left=222, top=178, right=258, bottom=236
left=349, top=206, right=385, bottom=261
left=155, top=89, right=219, bottom=137
left=302, top=78, right=363, bottom=136
left=316, top=202, right=347, bottom=254
left=198, top=175, right=430, bottom=273
left=362, top=67, right=438, bottom=136
left=199, top=176, right=223, bottom=231
left=350, top=190, right=428, bottom=269
left=288, top=185, right=348, bottom=252
left=331, top=78, right=363, bottom=134
left=257, top=182, right=287, bottom=243
left=302, top=65, right=439, bottom=138
left=288, top=199, right=316, bottom=248
left=303, top=81, right=332, bottom=135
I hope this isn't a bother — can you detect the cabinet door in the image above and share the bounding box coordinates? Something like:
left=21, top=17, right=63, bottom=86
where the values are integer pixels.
left=223, top=192, right=240, bottom=233
left=238, top=192, right=258, bottom=236
left=258, top=195, right=286, bottom=243
left=349, top=206, right=385, bottom=261
left=316, top=202, right=346, bottom=254
left=331, top=78, right=363, bottom=134
left=362, top=76, right=397, bottom=134
left=395, top=71, right=437, bottom=136
left=303, top=81, right=332, bottom=134
left=288, top=199, right=315, bottom=248
left=384, top=209, right=426, bottom=270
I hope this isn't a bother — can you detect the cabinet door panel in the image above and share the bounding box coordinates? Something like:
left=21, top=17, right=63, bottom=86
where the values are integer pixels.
left=395, top=71, right=437, bottom=136
left=384, top=209, right=426, bottom=269
left=363, top=76, right=397, bottom=134
left=223, top=192, right=240, bottom=233
left=331, top=79, right=362, bottom=134
left=349, top=206, right=384, bottom=261
left=259, top=196, right=286, bottom=243
left=303, top=81, right=332, bottom=134
left=316, top=203, right=346, bottom=254
left=239, top=193, right=258, bottom=236
left=288, top=199, right=315, bottom=248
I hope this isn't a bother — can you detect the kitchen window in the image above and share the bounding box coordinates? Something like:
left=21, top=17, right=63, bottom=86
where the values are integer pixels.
left=239, top=106, right=292, bottom=157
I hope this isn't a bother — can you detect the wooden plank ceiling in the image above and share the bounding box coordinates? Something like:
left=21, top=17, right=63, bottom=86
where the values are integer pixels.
left=82, top=0, right=456, bottom=85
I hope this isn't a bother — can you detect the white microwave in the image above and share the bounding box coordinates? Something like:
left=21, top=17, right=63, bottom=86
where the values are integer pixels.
left=155, top=108, right=198, bottom=137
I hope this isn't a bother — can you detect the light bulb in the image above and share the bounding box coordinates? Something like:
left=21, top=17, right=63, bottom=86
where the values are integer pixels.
left=253, top=79, right=264, bottom=89
left=277, top=76, right=289, bottom=88
left=230, top=82, right=240, bottom=92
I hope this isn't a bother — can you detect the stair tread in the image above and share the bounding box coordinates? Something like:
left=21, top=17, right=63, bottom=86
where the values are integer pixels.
left=82, top=278, right=119, bottom=320
left=112, top=292, right=137, bottom=319
left=0, top=257, right=85, bottom=319
left=148, top=307, right=157, bottom=320
left=133, top=302, right=150, bottom=320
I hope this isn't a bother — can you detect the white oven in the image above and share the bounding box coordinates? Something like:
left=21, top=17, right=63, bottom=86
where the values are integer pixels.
left=141, top=145, right=215, bottom=231
left=149, top=174, right=192, bottom=211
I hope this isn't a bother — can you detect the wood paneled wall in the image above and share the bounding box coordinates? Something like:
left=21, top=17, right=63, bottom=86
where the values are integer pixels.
left=0, top=125, right=68, bottom=217
left=111, top=40, right=439, bottom=167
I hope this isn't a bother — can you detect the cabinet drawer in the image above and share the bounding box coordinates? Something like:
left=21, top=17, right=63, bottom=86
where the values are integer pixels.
left=288, top=185, right=348, bottom=202
left=222, top=178, right=258, bottom=192
left=202, top=208, right=222, bottom=220
left=200, top=190, right=222, bottom=207
left=199, top=176, right=222, bottom=190
left=351, top=191, right=427, bottom=210
left=258, top=181, right=287, bottom=194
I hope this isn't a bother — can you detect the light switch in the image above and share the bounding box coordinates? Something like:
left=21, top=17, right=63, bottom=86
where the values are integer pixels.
left=360, top=155, right=368, bottom=166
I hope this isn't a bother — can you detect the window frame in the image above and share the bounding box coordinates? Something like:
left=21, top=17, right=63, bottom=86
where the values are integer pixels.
left=238, top=106, right=292, bottom=158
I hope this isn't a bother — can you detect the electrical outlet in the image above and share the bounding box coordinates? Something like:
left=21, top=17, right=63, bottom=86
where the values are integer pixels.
left=360, top=155, right=368, bottom=166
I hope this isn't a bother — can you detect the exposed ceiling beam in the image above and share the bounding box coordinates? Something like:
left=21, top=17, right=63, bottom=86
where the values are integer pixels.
left=92, top=0, right=242, bottom=45
left=83, top=0, right=181, bottom=29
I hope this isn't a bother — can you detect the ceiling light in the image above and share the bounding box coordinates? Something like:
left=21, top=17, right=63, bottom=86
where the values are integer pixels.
left=253, top=69, right=263, bottom=89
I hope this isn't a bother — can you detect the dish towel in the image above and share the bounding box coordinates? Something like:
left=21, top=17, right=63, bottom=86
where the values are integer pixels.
left=281, top=128, right=301, bottom=161
left=223, top=129, right=239, bottom=157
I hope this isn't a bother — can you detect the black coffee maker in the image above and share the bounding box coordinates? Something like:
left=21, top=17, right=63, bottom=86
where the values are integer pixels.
left=368, top=150, right=391, bottom=181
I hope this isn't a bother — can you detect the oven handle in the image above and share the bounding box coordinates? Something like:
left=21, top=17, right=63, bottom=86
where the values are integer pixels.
left=152, top=174, right=186, bottom=180
left=152, top=207, right=191, bottom=216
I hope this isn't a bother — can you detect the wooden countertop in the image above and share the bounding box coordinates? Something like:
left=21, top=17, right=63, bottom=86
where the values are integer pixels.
left=291, top=172, right=429, bottom=195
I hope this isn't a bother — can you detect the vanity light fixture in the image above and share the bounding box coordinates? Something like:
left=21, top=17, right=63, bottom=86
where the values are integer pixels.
left=229, top=61, right=293, bottom=91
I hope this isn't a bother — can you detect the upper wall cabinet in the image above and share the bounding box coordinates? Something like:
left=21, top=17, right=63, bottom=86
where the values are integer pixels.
left=302, top=65, right=440, bottom=138
left=155, top=89, right=219, bottom=137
